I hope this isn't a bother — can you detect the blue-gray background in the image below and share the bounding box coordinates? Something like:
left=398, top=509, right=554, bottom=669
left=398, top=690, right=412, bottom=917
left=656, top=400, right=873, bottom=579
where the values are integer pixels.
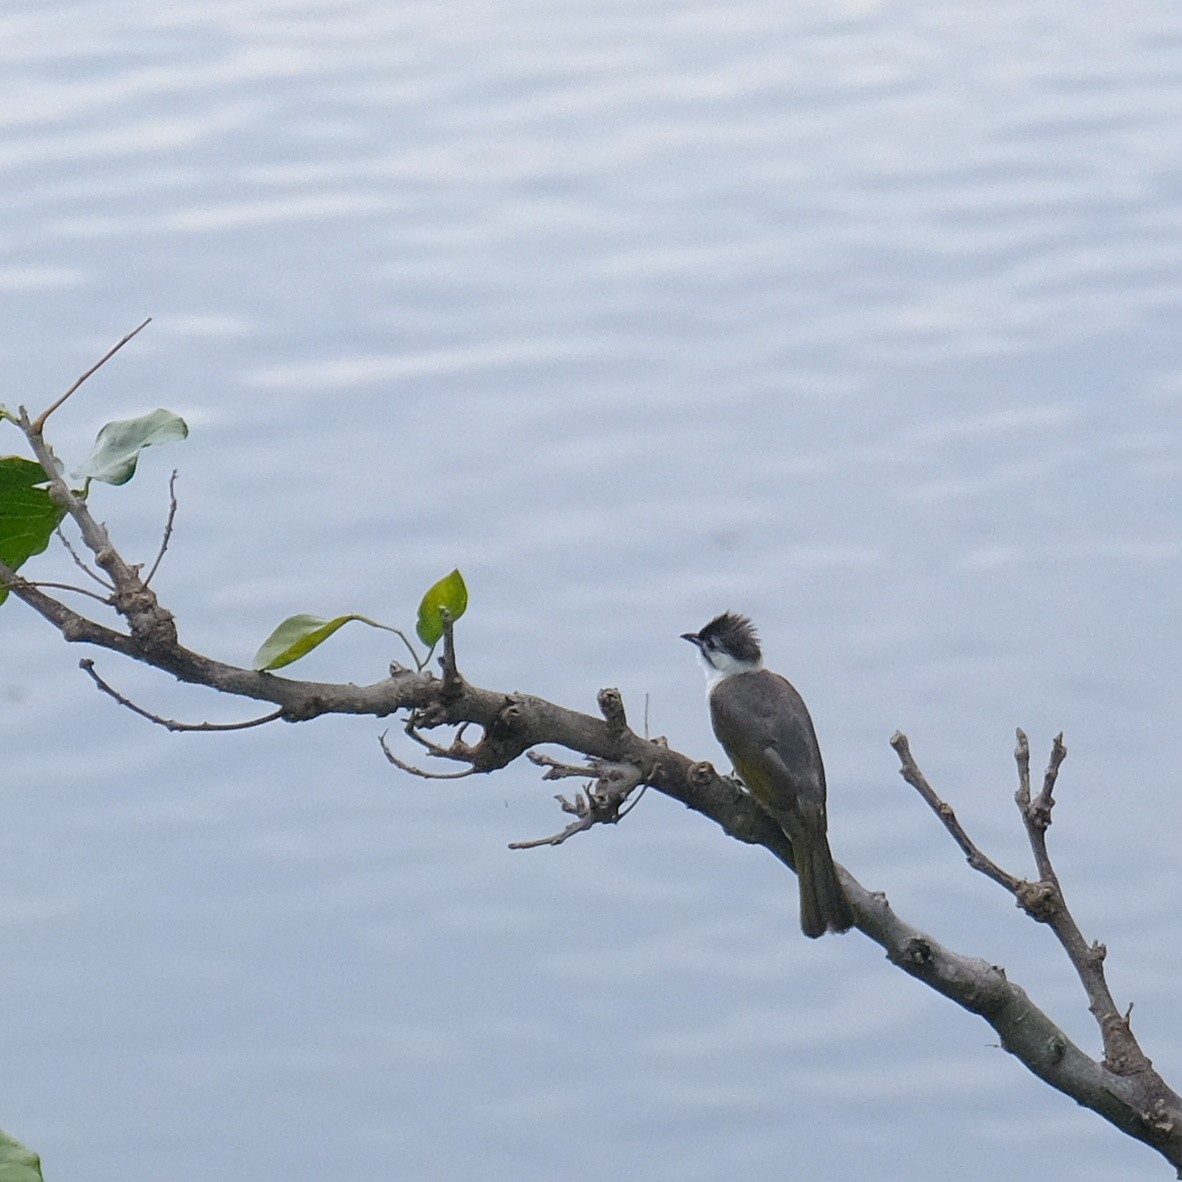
left=2, top=2, right=1180, bottom=1179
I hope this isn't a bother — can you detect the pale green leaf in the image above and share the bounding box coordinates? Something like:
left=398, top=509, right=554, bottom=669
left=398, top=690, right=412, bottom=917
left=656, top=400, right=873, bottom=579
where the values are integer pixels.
left=73, top=408, right=188, bottom=485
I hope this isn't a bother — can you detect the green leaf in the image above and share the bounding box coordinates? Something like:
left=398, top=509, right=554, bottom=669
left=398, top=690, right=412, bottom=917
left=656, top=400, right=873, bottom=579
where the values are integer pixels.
left=0, top=1128, right=44, bottom=1182
left=253, top=612, right=375, bottom=671
left=416, top=568, right=468, bottom=647
left=0, top=456, right=67, bottom=606
left=253, top=613, right=363, bottom=671
left=73, top=408, right=188, bottom=485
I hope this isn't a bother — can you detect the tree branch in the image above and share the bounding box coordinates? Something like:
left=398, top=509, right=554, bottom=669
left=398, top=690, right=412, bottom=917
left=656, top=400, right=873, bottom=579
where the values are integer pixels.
left=893, top=729, right=1155, bottom=1081
left=4, top=385, right=1181, bottom=1172
left=7, top=548, right=1181, bottom=1170
left=142, top=469, right=179, bottom=588
left=891, top=731, right=1022, bottom=893
left=80, top=658, right=285, bottom=732
left=28, top=317, right=151, bottom=433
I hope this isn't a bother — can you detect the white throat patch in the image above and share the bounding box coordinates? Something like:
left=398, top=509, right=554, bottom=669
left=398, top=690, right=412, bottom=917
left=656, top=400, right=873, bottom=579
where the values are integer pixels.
left=697, top=646, right=762, bottom=688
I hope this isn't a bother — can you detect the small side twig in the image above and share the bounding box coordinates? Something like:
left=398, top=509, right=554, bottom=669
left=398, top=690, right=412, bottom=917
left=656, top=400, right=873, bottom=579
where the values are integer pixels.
left=528, top=751, right=599, bottom=780
left=1018, top=727, right=1067, bottom=881
left=81, top=659, right=284, bottom=732
left=508, top=797, right=601, bottom=849
left=30, top=318, right=151, bottom=434
left=378, top=729, right=477, bottom=779
left=509, top=752, right=644, bottom=848
left=404, top=717, right=474, bottom=759
left=143, top=470, right=179, bottom=588
left=27, top=579, right=114, bottom=607
left=1009, top=730, right=1147, bottom=1074
left=54, top=526, right=114, bottom=591
left=890, top=731, right=1021, bottom=892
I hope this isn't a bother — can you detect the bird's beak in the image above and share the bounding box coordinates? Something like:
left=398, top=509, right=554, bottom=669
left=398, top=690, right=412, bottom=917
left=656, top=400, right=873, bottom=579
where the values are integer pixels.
left=680, top=631, right=702, bottom=648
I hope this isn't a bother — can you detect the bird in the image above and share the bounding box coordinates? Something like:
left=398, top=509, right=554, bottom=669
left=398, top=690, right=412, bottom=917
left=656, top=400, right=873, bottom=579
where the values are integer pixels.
left=682, top=612, right=854, bottom=938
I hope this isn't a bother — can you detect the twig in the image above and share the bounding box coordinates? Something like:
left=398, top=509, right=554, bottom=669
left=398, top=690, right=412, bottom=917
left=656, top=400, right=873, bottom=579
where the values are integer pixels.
left=528, top=751, right=599, bottom=780
left=27, top=580, right=114, bottom=607
left=895, top=728, right=1153, bottom=1079
left=527, top=749, right=649, bottom=818
left=54, top=526, right=113, bottom=591
left=438, top=607, right=462, bottom=698
left=1014, top=727, right=1032, bottom=813
left=890, top=731, right=1021, bottom=892
left=510, top=752, right=644, bottom=849
left=378, top=730, right=476, bottom=779
left=405, top=718, right=471, bottom=757
left=30, top=318, right=151, bottom=434
left=143, top=469, right=179, bottom=588
left=80, top=659, right=283, bottom=732
left=616, top=782, right=648, bottom=820
left=1021, top=728, right=1066, bottom=878
left=508, top=797, right=600, bottom=848
left=1009, top=731, right=1147, bottom=1075
left=390, top=628, right=425, bottom=671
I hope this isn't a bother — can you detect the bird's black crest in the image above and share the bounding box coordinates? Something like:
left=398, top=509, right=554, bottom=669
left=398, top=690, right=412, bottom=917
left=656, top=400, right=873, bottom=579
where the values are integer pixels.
left=697, top=612, right=762, bottom=663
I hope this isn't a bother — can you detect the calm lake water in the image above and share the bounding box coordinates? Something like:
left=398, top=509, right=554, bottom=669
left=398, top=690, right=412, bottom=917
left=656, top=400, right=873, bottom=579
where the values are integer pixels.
left=2, top=2, right=1181, bottom=1179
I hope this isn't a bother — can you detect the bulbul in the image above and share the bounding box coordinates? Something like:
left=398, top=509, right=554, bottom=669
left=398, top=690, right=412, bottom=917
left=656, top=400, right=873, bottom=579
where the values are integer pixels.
left=682, top=612, right=854, bottom=938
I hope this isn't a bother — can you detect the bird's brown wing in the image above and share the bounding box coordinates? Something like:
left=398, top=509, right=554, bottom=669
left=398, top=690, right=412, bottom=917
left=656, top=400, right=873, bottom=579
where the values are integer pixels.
left=709, top=670, right=852, bottom=937
left=709, top=670, right=827, bottom=822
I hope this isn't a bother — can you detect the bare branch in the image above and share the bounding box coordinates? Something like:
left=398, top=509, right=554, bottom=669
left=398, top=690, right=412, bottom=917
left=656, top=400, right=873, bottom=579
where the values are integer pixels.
left=508, top=795, right=602, bottom=848
left=26, top=579, right=114, bottom=607
left=528, top=751, right=600, bottom=780
left=30, top=318, right=151, bottom=433
left=1014, top=726, right=1033, bottom=813
left=510, top=754, right=645, bottom=849
left=890, top=731, right=1022, bottom=893
left=405, top=718, right=469, bottom=754
left=7, top=421, right=1182, bottom=1170
left=1039, top=731, right=1069, bottom=811
left=81, top=659, right=284, bottom=732
left=895, top=729, right=1155, bottom=1082
left=1009, top=732, right=1149, bottom=1077
left=143, top=469, right=179, bottom=588
left=844, top=873, right=1180, bottom=1162
left=54, top=525, right=114, bottom=591
left=0, top=559, right=138, bottom=657
left=378, top=729, right=477, bottom=779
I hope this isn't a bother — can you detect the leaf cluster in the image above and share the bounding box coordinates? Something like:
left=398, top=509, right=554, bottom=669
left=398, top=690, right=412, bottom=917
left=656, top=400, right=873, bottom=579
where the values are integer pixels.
left=0, top=409, right=185, bottom=604
left=2, top=406, right=469, bottom=678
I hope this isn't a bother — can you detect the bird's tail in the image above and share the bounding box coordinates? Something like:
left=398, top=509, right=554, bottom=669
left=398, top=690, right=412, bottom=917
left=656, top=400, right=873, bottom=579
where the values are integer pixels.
left=796, top=834, right=855, bottom=939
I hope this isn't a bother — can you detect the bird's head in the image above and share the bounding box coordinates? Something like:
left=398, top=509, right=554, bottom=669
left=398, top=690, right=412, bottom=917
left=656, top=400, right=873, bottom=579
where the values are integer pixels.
left=681, top=612, right=763, bottom=678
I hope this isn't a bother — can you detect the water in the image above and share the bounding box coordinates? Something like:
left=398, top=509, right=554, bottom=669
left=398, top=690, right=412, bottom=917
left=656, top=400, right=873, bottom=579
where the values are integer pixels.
left=2, top=2, right=1181, bottom=1178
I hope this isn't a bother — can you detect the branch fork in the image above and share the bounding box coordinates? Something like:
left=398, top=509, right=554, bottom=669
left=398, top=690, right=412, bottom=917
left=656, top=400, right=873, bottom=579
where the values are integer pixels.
left=892, top=727, right=1173, bottom=1125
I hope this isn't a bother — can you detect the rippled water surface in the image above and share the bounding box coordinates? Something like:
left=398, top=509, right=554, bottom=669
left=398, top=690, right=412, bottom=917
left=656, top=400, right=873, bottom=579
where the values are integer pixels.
left=3, top=3, right=1181, bottom=1179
